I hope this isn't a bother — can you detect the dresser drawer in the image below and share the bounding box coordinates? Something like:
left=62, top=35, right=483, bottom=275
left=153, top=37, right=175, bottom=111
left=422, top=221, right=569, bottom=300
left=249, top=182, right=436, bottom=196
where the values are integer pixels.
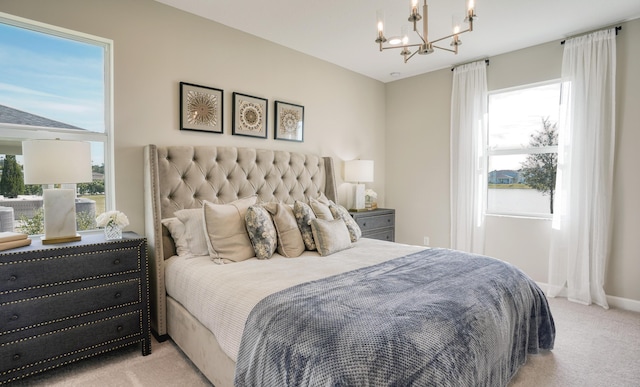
left=363, top=228, right=395, bottom=242
left=1, top=279, right=140, bottom=335
left=1, top=311, right=142, bottom=376
left=1, top=246, right=140, bottom=294
left=354, top=213, right=395, bottom=231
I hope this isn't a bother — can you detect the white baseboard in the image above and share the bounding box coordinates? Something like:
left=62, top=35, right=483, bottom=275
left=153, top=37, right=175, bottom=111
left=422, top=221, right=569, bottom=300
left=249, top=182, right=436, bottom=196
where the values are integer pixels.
left=535, top=281, right=640, bottom=313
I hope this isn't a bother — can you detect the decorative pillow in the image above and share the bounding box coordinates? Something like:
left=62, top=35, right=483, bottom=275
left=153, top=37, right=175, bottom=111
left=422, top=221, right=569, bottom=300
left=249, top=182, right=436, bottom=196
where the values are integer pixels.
left=264, top=202, right=305, bottom=258
left=203, top=195, right=257, bottom=264
left=329, top=203, right=362, bottom=242
left=309, top=196, right=333, bottom=220
left=310, top=218, right=352, bottom=257
left=293, top=201, right=316, bottom=250
left=175, top=208, right=209, bottom=257
left=245, top=205, right=277, bottom=260
left=161, top=217, right=190, bottom=257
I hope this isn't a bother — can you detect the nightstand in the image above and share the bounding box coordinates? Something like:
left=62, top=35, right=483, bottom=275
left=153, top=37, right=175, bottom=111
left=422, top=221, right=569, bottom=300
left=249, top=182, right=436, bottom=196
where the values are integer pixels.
left=0, top=232, right=151, bottom=384
left=349, top=208, right=395, bottom=242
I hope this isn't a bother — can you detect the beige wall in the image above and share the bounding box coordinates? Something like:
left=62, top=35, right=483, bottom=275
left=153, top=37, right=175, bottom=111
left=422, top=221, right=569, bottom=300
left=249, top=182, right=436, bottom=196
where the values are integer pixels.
left=2, top=1, right=638, bottom=302
left=387, top=19, right=640, bottom=303
left=0, top=0, right=387, bottom=233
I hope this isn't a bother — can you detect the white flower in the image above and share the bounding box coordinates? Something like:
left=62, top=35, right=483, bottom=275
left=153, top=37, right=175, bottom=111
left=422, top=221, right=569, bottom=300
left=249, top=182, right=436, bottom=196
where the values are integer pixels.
left=364, top=189, right=377, bottom=199
left=96, top=210, right=130, bottom=228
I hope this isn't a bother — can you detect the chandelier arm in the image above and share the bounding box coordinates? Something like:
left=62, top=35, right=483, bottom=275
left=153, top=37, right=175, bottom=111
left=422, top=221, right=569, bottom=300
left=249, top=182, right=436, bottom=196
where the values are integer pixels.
left=431, top=45, right=458, bottom=54
left=429, top=28, right=472, bottom=45
left=380, top=43, right=423, bottom=51
left=404, top=49, right=420, bottom=63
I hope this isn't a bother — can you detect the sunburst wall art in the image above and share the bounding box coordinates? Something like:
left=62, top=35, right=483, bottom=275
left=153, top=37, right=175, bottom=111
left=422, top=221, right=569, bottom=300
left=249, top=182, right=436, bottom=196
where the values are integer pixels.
left=274, top=101, right=304, bottom=142
left=180, top=82, right=224, bottom=133
left=232, top=92, right=268, bottom=139
left=180, top=82, right=223, bottom=133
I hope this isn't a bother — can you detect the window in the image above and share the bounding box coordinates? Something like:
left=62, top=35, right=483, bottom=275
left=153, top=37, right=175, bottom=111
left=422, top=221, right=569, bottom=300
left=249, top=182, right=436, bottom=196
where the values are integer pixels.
left=0, top=12, right=113, bottom=234
left=486, top=81, right=561, bottom=217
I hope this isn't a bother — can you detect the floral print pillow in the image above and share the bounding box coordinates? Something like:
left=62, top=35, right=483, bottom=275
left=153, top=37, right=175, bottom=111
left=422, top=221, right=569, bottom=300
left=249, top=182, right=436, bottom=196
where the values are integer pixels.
left=293, top=201, right=317, bottom=250
left=245, top=205, right=277, bottom=259
left=329, top=203, right=362, bottom=242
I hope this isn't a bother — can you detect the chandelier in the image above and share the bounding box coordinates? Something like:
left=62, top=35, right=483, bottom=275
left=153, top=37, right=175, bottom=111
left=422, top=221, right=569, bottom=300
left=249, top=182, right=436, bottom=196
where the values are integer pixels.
left=375, top=0, right=477, bottom=63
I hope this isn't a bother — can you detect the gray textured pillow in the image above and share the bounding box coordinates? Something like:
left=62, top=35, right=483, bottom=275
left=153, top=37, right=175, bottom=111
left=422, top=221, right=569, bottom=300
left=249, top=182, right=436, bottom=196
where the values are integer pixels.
left=203, top=195, right=257, bottom=263
left=293, top=200, right=316, bottom=250
left=264, top=202, right=305, bottom=258
left=175, top=208, right=209, bottom=257
left=245, top=205, right=277, bottom=259
left=310, top=218, right=352, bottom=256
left=329, top=203, right=362, bottom=242
left=309, top=196, right=333, bottom=220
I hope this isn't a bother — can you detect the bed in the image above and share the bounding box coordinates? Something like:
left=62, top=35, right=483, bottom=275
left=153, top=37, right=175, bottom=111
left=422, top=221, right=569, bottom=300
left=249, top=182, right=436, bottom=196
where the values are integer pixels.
left=143, top=144, right=555, bottom=386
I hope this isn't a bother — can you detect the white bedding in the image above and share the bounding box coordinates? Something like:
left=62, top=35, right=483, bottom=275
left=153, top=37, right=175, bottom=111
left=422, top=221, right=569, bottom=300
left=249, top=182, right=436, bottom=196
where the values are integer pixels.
left=164, top=238, right=425, bottom=362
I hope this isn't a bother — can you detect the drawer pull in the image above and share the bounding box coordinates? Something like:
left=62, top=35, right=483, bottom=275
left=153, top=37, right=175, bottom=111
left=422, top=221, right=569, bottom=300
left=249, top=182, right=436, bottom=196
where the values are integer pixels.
left=9, top=275, right=17, bottom=281
left=12, top=353, right=20, bottom=361
left=387, top=219, right=391, bottom=223
left=362, top=222, right=367, bottom=227
left=116, top=325, right=124, bottom=332
left=114, top=292, right=122, bottom=299
left=10, top=314, right=19, bottom=321
left=113, top=259, right=121, bottom=265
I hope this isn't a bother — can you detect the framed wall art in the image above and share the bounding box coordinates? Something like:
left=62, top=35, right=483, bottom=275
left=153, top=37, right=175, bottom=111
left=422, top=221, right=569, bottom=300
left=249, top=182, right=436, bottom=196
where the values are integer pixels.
left=180, top=82, right=223, bottom=133
left=232, top=92, right=268, bottom=138
left=274, top=101, right=304, bottom=142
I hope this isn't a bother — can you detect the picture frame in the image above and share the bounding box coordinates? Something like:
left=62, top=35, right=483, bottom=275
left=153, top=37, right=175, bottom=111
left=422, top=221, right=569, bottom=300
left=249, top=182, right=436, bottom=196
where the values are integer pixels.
left=180, top=82, right=223, bottom=134
left=274, top=101, right=304, bottom=142
left=232, top=92, right=268, bottom=138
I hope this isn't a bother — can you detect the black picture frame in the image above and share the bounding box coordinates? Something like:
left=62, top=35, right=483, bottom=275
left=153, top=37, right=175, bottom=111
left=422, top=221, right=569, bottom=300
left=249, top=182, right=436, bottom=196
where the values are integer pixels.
left=179, top=82, right=223, bottom=134
left=232, top=92, right=268, bottom=138
left=274, top=101, right=304, bottom=142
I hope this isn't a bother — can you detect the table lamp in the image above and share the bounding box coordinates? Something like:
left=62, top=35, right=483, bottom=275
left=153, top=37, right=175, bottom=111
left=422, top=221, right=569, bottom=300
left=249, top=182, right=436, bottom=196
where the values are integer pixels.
left=345, top=159, right=374, bottom=211
left=22, top=139, right=92, bottom=244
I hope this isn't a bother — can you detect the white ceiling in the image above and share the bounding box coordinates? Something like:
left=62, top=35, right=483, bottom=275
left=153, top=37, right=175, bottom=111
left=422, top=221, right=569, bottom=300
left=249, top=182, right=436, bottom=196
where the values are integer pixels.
left=155, top=0, right=640, bottom=83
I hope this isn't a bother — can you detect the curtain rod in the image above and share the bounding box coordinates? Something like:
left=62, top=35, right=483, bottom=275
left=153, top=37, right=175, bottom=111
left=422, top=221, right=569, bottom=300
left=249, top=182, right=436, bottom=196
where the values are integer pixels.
left=560, top=26, right=622, bottom=45
left=451, top=59, right=490, bottom=71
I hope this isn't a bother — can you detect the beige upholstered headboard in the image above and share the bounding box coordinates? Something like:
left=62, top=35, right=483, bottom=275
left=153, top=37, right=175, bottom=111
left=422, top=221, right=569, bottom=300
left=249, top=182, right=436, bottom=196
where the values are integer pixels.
left=143, top=144, right=337, bottom=337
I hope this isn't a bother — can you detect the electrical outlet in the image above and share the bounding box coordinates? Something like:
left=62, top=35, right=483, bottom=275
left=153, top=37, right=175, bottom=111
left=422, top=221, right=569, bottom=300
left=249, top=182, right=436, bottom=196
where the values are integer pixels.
left=423, top=236, right=430, bottom=246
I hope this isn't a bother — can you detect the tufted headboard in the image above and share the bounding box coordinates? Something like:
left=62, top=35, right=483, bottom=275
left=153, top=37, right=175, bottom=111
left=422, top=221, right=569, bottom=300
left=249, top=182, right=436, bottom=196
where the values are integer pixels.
left=143, top=144, right=337, bottom=336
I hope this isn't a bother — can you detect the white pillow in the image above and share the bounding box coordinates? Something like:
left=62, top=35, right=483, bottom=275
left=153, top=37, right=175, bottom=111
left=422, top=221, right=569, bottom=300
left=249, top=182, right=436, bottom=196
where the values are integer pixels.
left=203, top=195, right=257, bottom=264
left=161, top=217, right=190, bottom=257
left=175, top=208, right=209, bottom=257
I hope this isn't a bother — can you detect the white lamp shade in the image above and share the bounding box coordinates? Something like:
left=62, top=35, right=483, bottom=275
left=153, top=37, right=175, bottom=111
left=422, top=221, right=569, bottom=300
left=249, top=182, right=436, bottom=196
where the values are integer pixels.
left=22, top=140, right=93, bottom=184
left=345, top=160, right=374, bottom=183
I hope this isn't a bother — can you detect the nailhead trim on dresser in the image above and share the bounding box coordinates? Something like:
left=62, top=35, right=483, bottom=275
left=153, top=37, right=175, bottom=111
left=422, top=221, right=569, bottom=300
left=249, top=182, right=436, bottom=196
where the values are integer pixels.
left=0, top=232, right=151, bottom=385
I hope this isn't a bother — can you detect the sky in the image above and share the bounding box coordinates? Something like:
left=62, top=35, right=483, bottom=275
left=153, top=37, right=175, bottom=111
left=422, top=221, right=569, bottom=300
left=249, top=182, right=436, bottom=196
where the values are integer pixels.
left=487, top=82, right=561, bottom=171
left=0, top=21, right=105, bottom=164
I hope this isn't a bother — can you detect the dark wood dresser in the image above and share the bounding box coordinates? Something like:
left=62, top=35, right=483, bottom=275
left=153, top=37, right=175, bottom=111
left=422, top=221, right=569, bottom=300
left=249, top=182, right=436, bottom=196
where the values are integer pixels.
left=349, top=208, right=395, bottom=242
left=0, top=232, right=150, bottom=384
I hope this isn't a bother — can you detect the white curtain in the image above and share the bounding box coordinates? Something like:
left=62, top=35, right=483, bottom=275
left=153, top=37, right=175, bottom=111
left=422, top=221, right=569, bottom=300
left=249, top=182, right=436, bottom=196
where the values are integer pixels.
left=450, top=61, right=487, bottom=253
left=548, top=29, right=617, bottom=308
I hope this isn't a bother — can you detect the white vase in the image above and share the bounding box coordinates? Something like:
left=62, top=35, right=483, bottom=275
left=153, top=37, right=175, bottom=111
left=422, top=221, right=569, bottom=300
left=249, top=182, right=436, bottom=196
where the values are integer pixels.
left=104, top=223, right=122, bottom=240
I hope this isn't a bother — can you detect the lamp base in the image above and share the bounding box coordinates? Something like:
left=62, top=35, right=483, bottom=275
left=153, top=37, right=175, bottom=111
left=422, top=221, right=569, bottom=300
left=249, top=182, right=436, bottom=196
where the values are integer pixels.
left=42, top=189, right=81, bottom=245
left=42, top=234, right=82, bottom=245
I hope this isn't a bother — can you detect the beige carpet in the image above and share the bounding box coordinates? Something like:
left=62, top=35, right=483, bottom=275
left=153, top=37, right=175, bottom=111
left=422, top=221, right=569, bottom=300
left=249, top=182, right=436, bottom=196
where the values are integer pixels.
left=9, top=297, right=640, bottom=387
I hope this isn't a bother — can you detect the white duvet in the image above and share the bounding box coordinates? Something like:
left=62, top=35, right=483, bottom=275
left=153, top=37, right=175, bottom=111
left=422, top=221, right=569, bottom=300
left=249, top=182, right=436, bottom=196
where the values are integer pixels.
left=164, top=238, right=425, bottom=362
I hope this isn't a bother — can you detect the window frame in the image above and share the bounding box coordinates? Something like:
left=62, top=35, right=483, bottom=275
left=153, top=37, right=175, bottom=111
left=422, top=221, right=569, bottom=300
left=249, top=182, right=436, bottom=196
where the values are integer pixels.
left=485, top=80, right=561, bottom=219
left=0, top=11, right=115, bottom=218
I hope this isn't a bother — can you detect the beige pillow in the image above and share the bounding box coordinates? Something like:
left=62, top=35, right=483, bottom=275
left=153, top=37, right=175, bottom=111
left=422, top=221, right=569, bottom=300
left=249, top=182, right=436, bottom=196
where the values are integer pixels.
left=264, top=202, right=305, bottom=258
left=161, top=217, right=190, bottom=257
left=310, top=218, right=352, bottom=256
left=203, top=195, right=257, bottom=263
left=175, top=208, right=209, bottom=256
left=309, top=196, right=333, bottom=220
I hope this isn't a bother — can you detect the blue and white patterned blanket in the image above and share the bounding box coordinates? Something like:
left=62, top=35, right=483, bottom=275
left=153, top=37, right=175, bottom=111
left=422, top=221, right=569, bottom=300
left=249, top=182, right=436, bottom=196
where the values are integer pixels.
left=235, top=248, right=555, bottom=386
